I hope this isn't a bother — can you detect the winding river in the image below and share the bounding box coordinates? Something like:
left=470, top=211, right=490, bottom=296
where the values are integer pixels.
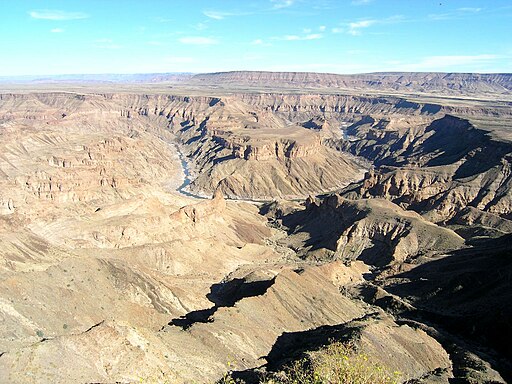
left=174, top=144, right=207, bottom=199
left=171, top=123, right=365, bottom=203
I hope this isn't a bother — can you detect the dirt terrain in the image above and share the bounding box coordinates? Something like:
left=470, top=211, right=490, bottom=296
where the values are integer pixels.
left=0, top=72, right=511, bottom=383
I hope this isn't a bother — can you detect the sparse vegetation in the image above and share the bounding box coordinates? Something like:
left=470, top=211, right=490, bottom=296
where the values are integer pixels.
left=220, top=342, right=401, bottom=384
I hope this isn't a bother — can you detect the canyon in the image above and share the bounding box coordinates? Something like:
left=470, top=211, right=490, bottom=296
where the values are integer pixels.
left=0, top=71, right=511, bottom=383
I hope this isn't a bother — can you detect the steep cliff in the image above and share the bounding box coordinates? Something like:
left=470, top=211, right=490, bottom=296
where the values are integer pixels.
left=338, top=115, right=512, bottom=229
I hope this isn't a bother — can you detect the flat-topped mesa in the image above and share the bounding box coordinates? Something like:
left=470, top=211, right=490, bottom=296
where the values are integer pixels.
left=193, top=71, right=512, bottom=95
left=212, top=134, right=322, bottom=161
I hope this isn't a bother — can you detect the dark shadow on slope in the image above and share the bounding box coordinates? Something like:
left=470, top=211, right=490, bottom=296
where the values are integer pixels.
left=169, top=277, right=276, bottom=329
left=384, top=233, right=512, bottom=381
left=421, top=103, right=442, bottom=114
left=356, top=241, right=396, bottom=268
left=411, top=115, right=511, bottom=179
left=343, top=115, right=512, bottom=180
left=212, top=153, right=236, bottom=165
left=170, top=307, right=216, bottom=328
left=277, top=196, right=368, bottom=253
left=263, top=322, right=364, bottom=371
left=228, top=314, right=377, bottom=383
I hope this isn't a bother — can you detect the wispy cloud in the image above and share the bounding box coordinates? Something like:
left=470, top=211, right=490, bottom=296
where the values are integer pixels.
left=458, top=7, right=482, bottom=13
left=29, top=10, right=89, bottom=20
left=275, top=33, right=323, bottom=41
left=348, top=20, right=376, bottom=35
left=430, top=7, right=484, bottom=21
left=271, top=0, right=294, bottom=9
left=351, top=0, right=374, bottom=5
left=203, top=10, right=232, bottom=20
left=203, top=9, right=252, bottom=20
left=344, top=15, right=405, bottom=35
left=50, top=28, right=64, bottom=33
left=251, top=38, right=273, bottom=47
left=428, top=13, right=452, bottom=21
left=179, top=36, right=218, bottom=45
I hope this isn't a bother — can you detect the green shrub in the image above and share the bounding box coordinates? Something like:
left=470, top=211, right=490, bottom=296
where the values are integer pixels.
left=221, top=342, right=400, bottom=384
left=280, top=342, right=400, bottom=384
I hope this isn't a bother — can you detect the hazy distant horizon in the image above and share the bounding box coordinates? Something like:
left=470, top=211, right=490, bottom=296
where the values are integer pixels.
left=1, top=69, right=512, bottom=82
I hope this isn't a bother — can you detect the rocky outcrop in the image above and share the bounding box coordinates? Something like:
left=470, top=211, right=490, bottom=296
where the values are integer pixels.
left=278, top=194, right=464, bottom=267
left=340, top=115, right=512, bottom=226
left=212, top=135, right=322, bottom=160
left=172, top=188, right=226, bottom=223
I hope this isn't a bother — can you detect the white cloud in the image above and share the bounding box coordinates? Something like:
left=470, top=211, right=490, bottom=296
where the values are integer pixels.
left=458, top=7, right=482, bottom=13
left=50, top=28, right=64, bottom=33
left=279, top=33, right=323, bottom=41
left=351, top=0, right=373, bottom=5
left=319, top=25, right=326, bottom=32
left=331, top=27, right=344, bottom=33
left=271, top=0, right=294, bottom=9
left=305, top=33, right=322, bottom=40
left=203, top=10, right=250, bottom=20
left=348, top=19, right=376, bottom=35
left=428, top=13, right=452, bottom=21
left=303, top=28, right=312, bottom=33
left=429, top=8, right=483, bottom=21
left=252, top=39, right=272, bottom=46
left=345, top=15, right=405, bottom=35
left=29, top=10, right=89, bottom=20
left=203, top=10, right=231, bottom=20
left=179, top=36, right=218, bottom=45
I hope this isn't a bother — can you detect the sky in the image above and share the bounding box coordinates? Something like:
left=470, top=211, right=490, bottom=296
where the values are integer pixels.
left=1, top=0, right=511, bottom=76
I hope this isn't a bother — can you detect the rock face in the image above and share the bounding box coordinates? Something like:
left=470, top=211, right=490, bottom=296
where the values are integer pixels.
left=172, top=188, right=227, bottom=223
left=169, top=95, right=370, bottom=199
left=1, top=77, right=512, bottom=383
left=273, top=194, right=464, bottom=267
left=338, top=115, right=512, bottom=232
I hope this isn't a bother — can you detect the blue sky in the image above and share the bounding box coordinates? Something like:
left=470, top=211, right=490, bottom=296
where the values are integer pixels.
left=1, top=0, right=511, bottom=75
